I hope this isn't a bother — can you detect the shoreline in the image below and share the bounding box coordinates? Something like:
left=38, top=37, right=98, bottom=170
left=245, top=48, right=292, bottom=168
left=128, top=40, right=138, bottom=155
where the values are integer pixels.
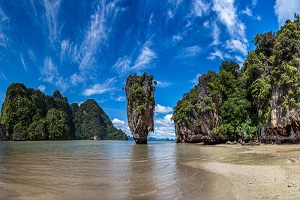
left=184, top=144, right=300, bottom=199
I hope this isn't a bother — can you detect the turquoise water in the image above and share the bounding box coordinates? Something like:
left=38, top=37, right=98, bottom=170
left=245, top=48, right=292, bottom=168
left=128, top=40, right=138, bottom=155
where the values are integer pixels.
left=0, top=141, right=234, bottom=199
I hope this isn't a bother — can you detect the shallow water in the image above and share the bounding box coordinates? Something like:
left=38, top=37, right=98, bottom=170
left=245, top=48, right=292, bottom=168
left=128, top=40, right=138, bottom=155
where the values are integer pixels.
left=0, top=141, right=236, bottom=199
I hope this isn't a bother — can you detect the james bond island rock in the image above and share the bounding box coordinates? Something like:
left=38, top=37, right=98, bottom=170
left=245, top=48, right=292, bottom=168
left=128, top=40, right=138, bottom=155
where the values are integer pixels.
left=125, top=73, right=155, bottom=144
left=0, top=83, right=127, bottom=141
left=173, top=15, right=300, bottom=144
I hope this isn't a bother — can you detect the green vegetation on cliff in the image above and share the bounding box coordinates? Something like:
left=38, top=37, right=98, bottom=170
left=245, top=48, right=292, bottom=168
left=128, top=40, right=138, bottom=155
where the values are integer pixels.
left=173, top=15, right=300, bottom=143
left=0, top=84, right=128, bottom=141
left=125, top=72, right=155, bottom=144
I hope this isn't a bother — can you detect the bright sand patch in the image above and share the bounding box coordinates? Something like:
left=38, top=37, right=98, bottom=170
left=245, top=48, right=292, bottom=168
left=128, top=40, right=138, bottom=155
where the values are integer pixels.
left=184, top=144, right=300, bottom=200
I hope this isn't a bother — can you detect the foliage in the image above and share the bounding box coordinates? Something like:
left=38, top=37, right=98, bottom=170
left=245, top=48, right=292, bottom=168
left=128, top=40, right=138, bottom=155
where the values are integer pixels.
left=173, top=14, right=300, bottom=142
left=0, top=83, right=127, bottom=141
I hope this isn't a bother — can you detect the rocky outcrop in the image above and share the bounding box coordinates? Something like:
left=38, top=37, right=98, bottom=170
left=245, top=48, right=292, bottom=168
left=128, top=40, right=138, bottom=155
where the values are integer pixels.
left=125, top=73, right=155, bottom=144
left=0, top=83, right=128, bottom=141
left=174, top=74, right=219, bottom=143
left=263, top=84, right=300, bottom=143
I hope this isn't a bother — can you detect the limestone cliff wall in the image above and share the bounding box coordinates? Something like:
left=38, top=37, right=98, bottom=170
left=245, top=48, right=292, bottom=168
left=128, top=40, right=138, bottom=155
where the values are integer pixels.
left=174, top=75, right=220, bottom=143
left=125, top=73, right=155, bottom=144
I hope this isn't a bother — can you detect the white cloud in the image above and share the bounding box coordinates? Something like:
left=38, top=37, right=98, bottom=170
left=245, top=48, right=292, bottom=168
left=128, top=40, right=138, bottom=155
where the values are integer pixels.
left=155, top=80, right=172, bottom=88
left=225, top=39, right=248, bottom=56
left=114, top=40, right=157, bottom=75
left=172, top=35, right=183, bottom=43
left=43, top=0, right=61, bottom=44
left=78, top=0, right=125, bottom=71
left=211, top=22, right=220, bottom=46
left=190, top=73, right=202, bottom=85
left=274, top=0, right=300, bottom=27
left=112, top=118, right=125, bottom=126
left=0, top=7, right=9, bottom=49
left=0, top=71, right=7, bottom=80
left=28, top=49, right=37, bottom=62
left=235, top=55, right=244, bottom=66
left=155, top=104, right=173, bottom=114
left=132, top=42, right=157, bottom=71
left=113, top=56, right=131, bottom=76
left=112, top=118, right=130, bottom=135
left=115, top=96, right=126, bottom=102
left=155, top=114, right=173, bottom=126
left=213, top=0, right=236, bottom=29
left=208, top=49, right=224, bottom=60
left=152, top=114, right=175, bottom=139
left=40, top=57, right=68, bottom=92
left=70, top=73, right=84, bottom=86
left=180, top=45, right=202, bottom=58
left=192, top=0, right=210, bottom=17
left=212, top=0, right=248, bottom=48
left=41, top=57, right=57, bottom=83
left=83, top=78, right=116, bottom=96
left=38, top=85, right=46, bottom=93
left=20, top=53, right=28, bottom=71
left=203, top=21, right=209, bottom=27
left=252, top=0, right=257, bottom=7
left=241, top=7, right=252, bottom=17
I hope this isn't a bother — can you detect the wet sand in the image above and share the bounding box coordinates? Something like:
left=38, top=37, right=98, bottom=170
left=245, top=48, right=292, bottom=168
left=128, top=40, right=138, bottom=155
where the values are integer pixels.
left=184, top=144, right=300, bottom=200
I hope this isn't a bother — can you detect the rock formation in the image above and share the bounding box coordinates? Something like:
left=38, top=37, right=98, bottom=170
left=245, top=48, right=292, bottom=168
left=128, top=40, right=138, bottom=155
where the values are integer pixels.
left=0, top=83, right=128, bottom=141
left=125, top=73, right=155, bottom=144
left=173, top=16, right=300, bottom=144
left=174, top=74, right=219, bottom=143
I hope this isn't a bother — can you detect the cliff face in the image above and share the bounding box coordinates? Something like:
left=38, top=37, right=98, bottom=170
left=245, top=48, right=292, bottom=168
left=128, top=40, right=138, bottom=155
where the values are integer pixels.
left=173, top=16, right=300, bottom=143
left=0, top=83, right=127, bottom=141
left=125, top=73, right=155, bottom=144
left=73, top=99, right=128, bottom=140
left=174, top=74, right=220, bottom=143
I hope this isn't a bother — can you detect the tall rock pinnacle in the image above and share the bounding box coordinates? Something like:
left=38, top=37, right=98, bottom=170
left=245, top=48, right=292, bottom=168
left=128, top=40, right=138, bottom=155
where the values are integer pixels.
left=125, top=73, right=155, bottom=144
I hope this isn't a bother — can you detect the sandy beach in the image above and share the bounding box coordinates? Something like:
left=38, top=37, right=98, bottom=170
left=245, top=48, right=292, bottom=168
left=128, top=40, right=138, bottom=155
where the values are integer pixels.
left=184, top=144, right=300, bottom=199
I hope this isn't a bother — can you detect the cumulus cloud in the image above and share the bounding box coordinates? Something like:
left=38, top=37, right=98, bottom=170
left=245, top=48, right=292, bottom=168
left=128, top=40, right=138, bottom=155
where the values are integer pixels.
left=112, top=118, right=130, bottom=135
left=83, top=78, right=116, bottom=96
left=274, top=0, right=300, bottom=27
left=155, top=104, right=173, bottom=114
left=152, top=114, right=175, bottom=138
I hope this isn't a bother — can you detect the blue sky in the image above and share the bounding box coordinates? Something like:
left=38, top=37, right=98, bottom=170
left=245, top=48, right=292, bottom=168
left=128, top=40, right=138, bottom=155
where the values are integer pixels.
left=0, top=0, right=299, bottom=139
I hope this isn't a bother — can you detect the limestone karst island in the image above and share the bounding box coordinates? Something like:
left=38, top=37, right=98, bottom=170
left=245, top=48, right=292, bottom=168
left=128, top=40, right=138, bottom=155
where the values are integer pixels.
left=2, top=0, right=300, bottom=199
left=173, top=16, right=300, bottom=145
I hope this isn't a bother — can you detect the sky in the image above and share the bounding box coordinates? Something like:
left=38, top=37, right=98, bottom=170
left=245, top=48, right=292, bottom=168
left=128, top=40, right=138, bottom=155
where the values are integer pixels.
left=0, top=0, right=299, bottom=139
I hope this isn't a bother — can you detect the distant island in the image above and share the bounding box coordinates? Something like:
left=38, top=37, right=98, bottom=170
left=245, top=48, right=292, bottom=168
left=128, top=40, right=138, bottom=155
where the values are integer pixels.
left=0, top=83, right=128, bottom=141
left=173, top=15, right=300, bottom=144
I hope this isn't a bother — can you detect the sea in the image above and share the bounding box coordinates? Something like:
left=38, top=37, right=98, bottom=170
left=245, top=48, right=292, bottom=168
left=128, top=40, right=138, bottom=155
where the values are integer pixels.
left=0, top=140, right=235, bottom=199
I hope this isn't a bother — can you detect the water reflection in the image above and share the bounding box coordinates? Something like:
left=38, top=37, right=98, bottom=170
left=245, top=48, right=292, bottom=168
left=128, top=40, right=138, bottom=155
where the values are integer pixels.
left=0, top=141, right=235, bottom=199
